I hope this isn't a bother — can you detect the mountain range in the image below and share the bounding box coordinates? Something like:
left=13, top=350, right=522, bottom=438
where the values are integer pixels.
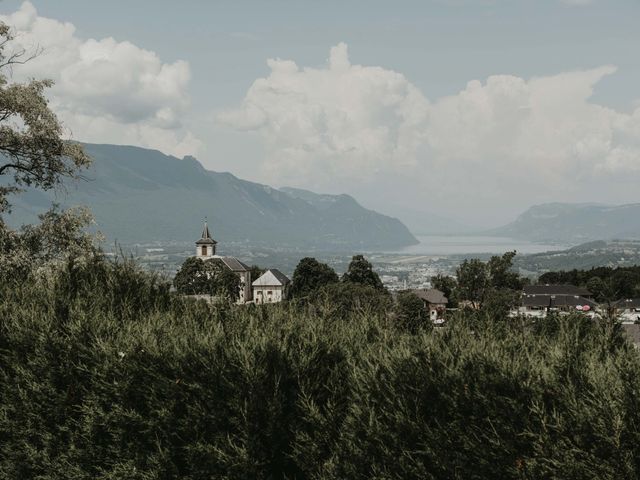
left=3, top=143, right=418, bottom=250
left=490, top=203, right=640, bottom=243
left=515, top=240, right=640, bottom=275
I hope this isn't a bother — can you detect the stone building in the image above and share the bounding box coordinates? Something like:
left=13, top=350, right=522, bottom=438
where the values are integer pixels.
left=194, top=221, right=252, bottom=303
left=252, top=269, right=290, bottom=304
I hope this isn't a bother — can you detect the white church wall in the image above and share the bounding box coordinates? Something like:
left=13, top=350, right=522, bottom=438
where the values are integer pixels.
left=253, top=286, right=284, bottom=304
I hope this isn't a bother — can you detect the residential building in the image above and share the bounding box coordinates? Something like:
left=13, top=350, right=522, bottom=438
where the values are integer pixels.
left=410, top=288, right=448, bottom=323
left=523, top=284, right=593, bottom=298
left=252, top=269, right=290, bottom=304
left=519, top=284, right=596, bottom=317
left=614, top=298, right=640, bottom=323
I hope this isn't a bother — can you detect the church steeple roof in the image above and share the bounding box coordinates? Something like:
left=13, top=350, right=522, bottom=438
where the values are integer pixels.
left=201, top=221, right=212, bottom=240
left=196, top=220, right=217, bottom=245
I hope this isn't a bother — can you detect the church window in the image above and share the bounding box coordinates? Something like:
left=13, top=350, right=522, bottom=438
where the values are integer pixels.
left=202, top=246, right=207, bottom=256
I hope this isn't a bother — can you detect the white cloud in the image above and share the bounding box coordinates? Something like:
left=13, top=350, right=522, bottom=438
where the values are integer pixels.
left=220, top=43, right=640, bottom=201
left=0, top=2, right=200, bottom=157
left=218, top=42, right=430, bottom=186
left=426, top=66, right=625, bottom=178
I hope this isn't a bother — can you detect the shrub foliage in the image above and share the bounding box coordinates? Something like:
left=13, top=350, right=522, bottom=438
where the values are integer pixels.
left=2, top=257, right=640, bottom=479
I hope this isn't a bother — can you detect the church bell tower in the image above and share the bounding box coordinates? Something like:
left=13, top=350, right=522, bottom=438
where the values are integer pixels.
left=195, top=220, right=217, bottom=258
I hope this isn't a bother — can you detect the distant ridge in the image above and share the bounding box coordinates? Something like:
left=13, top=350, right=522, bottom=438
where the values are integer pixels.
left=515, top=239, right=640, bottom=273
left=280, top=188, right=471, bottom=235
left=490, top=203, right=640, bottom=243
left=3, top=143, right=418, bottom=250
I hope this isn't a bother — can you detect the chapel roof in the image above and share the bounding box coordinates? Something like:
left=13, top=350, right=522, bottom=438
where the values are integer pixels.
left=252, top=269, right=291, bottom=287
left=220, top=256, right=250, bottom=272
left=410, top=288, right=448, bottom=305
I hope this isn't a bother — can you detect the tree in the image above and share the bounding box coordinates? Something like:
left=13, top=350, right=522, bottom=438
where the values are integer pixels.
left=538, top=271, right=562, bottom=285
left=586, top=276, right=606, bottom=302
left=538, top=266, right=640, bottom=303
left=174, top=257, right=209, bottom=295
left=0, top=205, right=96, bottom=282
left=456, top=258, right=488, bottom=309
left=395, top=291, right=431, bottom=333
left=290, top=257, right=339, bottom=299
left=0, top=21, right=94, bottom=280
left=431, top=274, right=458, bottom=308
left=487, top=251, right=523, bottom=290
left=456, top=252, right=525, bottom=310
left=611, top=270, right=639, bottom=300
left=481, top=289, right=521, bottom=318
left=0, top=23, right=90, bottom=213
left=173, top=257, right=240, bottom=300
left=250, top=265, right=266, bottom=282
left=216, top=263, right=242, bottom=301
left=342, top=255, right=384, bottom=290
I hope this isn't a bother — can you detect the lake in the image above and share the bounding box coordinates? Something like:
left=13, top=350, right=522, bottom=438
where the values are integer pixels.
left=389, top=235, right=569, bottom=256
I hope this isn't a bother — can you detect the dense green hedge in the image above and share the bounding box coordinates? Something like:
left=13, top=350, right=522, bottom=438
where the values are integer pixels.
left=2, top=258, right=640, bottom=479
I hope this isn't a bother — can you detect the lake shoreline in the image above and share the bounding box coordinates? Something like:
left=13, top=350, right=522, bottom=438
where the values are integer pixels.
left=383, top=235, right=572, bottom=256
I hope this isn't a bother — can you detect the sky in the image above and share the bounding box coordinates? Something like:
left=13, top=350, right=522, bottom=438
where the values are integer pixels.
left=1, top=0, right=639, bottom=230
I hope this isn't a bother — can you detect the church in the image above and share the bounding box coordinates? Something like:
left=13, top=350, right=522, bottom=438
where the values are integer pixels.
left=194, top=221, right=253, bottom=303
left=193, top=221, right=290, bottom=304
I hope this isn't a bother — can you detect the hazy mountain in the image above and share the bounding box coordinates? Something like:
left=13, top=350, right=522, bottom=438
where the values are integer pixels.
left=280, top=187, right=477, bottom=235
left=490, top=203, right=640, bottom=243
left=4, top=143, right=418, bottom=249
left=515, top=240, right=640, bottom=275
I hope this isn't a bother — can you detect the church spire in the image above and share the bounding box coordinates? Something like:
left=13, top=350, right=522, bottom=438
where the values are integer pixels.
left=195, top=218, right=217, bottom=257
left=201, top=218, right=212, bottom=240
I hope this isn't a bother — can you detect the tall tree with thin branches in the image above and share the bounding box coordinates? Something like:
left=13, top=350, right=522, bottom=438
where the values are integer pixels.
left=0, top=22, right=90, bottom=213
